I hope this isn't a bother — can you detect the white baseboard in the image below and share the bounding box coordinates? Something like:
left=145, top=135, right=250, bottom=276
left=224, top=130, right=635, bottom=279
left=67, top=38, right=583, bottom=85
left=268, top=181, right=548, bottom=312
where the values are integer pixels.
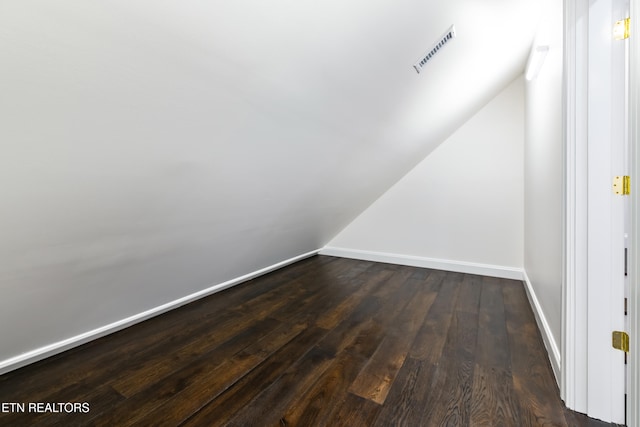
left=522, top=271, right=562, bottom=385
left=0, top=249, right=320, bottom=376
left=320, top=247, right=524, bottom=280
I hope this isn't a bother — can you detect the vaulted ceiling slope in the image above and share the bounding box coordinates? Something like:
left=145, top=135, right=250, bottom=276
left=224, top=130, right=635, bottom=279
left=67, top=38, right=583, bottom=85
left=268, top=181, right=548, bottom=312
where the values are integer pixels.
left=0, top=1, right=546, bottom=364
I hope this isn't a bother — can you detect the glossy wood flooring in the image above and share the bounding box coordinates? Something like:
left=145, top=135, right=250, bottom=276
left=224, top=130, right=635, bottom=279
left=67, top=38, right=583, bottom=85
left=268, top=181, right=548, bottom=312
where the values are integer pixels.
left=0, top=256, right=617, bottom=426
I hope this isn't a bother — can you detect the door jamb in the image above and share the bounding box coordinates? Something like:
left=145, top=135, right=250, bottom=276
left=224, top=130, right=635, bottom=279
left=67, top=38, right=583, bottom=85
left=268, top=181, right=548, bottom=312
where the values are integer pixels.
left=628, top=0, right=639, bottom=424
left=562, top=0, right=589, bottom=414
left=563, top=0, right=638, bottom=423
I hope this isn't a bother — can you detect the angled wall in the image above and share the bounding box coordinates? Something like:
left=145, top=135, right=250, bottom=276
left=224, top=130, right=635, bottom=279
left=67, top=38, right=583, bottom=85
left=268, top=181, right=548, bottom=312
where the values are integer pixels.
left=324, top=77, right=525, bottom=278
left=0, top=1, right=544, bottom=373
left=0, top=3, right=399, bottom=371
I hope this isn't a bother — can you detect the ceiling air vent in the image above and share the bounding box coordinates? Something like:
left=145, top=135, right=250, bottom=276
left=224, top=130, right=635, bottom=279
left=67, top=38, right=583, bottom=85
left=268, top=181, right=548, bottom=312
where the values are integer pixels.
left=413, top=25, right=456, bottom=74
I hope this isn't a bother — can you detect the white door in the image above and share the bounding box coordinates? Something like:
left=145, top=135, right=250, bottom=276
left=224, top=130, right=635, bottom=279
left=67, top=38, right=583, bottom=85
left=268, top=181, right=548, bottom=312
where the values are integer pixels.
left=629, top=0, right=640, bottom=422
left=629, top=0, right=640, bottom=424
left=563, top=0, right=629, bottom=423
left=588, top=0, right=629, bottom=422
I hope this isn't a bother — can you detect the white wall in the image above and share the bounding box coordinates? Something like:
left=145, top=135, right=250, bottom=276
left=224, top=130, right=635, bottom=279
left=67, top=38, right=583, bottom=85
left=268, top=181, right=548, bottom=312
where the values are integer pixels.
left=0, top=1, right=544, bottom=373
left=0, top=2, right=407, bottom=370
left=324, top=77, right=525, bottom=277
left=523, top=0, right=564, bottom=377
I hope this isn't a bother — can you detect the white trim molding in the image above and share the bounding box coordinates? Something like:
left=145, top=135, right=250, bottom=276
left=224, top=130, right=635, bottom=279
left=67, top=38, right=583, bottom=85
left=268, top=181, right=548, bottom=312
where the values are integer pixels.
left=563, top=0, right=630, bottom=422
left=320, top=247, right=524, bottom=280
left=0, top=249, right=321, bottom=376
left=523, top=272, right=562, bottom=383
left=628, top=0, right=640, bottom=424
left=562, top=0, right=589, bottom=414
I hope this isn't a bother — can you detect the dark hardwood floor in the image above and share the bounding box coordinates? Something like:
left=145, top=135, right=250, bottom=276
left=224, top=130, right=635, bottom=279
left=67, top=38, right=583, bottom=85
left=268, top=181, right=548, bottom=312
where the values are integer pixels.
left=0, top=256, right=618, bottom=426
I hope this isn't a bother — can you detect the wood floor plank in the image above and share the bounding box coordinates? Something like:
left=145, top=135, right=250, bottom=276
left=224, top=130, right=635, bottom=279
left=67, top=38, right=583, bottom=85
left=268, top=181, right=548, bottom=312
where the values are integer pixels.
left=469, top=276, right=521, bottom=426
left=347, top=333, right=410, bottom=405
left=349, top=278, right=437, bottom=404
left=110, top=313, right=283, bottom=397
left=314, top=268, right=396, bottom=330
left=456, top=273, right=483, bottom=314
left=90, top=320, right=303, bottom=426
left=315, top=269, right=423, bottom=362
left=371, top=269, right=421, bottom=301
left=315, top=296, right=384, bottom=357
left=328, top=257, right=378, bottom=281
left=409, top=270, right=461, bottom=363
left=125, top=321, right=312, bottom=427
left=324, top=393, right=383, bottom=426
left=469, top=364, right=522, bottom=426
left=228, top=275, right=311, bottom=320
left=371, top=357, right=432, bottom=426
left=502, top=281, right=567, bottom=426
left=421, top=310, right=478, bottom=426
left=278, top=350, right=369, bottom=426
left=0, top=256, right=611, bottom=426
left=178, top=325, right=330, bottom=426
left=373, top=306, right=478, bottom=426
left=474, top=276, right=511, bottom=368
left=268, top=261, right=381, bottom=325
left=224, top=346, right=335, bottom=427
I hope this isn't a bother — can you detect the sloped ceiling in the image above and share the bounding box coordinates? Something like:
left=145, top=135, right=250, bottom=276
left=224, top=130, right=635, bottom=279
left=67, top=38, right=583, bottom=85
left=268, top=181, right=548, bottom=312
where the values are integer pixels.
left=0, top=1, right=546, bottom=363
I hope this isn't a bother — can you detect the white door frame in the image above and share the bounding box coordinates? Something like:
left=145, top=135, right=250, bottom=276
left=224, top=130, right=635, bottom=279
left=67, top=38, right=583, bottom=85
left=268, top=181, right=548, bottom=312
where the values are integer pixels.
left=628, top=0, right=639, bottom=424
left=563, top=0, right=630, bottom=423
left=562, top=0, right=589, bottom=412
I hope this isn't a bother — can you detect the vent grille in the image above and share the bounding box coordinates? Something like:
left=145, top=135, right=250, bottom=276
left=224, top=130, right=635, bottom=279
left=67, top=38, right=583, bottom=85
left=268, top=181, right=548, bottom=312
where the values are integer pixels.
left=413, top=25, right=456, bottom=74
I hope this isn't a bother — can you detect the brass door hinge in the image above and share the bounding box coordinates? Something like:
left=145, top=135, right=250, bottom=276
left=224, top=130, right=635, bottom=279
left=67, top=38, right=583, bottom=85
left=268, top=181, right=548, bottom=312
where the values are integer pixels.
left=614, top=17, right=631, bottom=40
left=613, top=176, right=630, bottom=195
left=612, top=331, right=630, bottom=353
